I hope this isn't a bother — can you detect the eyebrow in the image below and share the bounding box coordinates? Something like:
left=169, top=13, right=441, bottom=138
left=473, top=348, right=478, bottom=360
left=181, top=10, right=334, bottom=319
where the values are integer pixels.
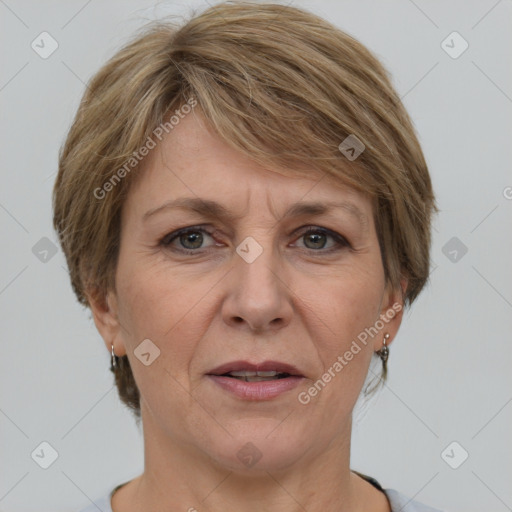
left=142, top=197, right=368, bottom=228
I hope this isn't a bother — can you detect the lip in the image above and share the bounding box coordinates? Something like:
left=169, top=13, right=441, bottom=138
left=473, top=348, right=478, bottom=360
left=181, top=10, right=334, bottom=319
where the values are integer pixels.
left=207, top=374, right=305, bottom=400
left=206, top=360, right=305, bottom=401
left=207, top=360, right=304, bottom=377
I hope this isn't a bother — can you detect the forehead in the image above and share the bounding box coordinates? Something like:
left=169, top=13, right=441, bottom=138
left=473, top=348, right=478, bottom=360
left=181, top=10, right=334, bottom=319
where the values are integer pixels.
left=124, top=110, right=373, bottom=221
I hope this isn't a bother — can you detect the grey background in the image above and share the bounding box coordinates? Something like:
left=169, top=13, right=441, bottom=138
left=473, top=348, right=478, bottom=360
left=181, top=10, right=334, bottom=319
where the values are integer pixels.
left=1, top=0, right=511, bottom=511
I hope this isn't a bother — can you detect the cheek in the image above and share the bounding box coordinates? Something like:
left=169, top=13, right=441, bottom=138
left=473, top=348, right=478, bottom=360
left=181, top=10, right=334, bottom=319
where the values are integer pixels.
left=306, top=267, right=384, bottom=345
left=114, top=264, right=208, bottom=416
left=297, top=287, right=379, bottom=430
left=116, top=258, right=212, bottom=366
left=296, top=264, right=384, bottom=407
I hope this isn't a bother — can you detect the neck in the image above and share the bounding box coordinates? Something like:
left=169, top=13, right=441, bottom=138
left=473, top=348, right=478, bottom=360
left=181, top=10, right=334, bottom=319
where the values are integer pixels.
left=116, top=404, right=375, bottom=512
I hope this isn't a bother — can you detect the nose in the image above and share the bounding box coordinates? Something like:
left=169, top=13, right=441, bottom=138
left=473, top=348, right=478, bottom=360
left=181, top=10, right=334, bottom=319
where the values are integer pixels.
left=221, top=243, right=293, bottom=333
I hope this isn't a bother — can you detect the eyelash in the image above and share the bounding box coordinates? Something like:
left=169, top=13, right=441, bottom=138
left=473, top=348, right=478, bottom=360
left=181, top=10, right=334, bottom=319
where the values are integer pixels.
left=159, top=224, right=351, bottom=255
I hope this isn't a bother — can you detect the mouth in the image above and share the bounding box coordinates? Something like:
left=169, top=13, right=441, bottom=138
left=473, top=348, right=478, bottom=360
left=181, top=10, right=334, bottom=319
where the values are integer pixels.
left=206, top=360, right=305, bottom=400
left=207, top=360, right=304, bottom=379
left=220, top=370, right=293, bottom=382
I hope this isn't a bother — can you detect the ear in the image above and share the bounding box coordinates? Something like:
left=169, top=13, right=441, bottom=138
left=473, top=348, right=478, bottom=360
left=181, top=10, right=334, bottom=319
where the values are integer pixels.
left=373, top=277, right=408, bottom=351
left=86, top=287, right=127, bottom=357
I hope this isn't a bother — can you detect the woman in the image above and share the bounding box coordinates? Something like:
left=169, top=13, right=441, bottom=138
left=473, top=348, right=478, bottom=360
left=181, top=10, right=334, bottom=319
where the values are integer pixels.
left=53, top=2, right=441, bottom=511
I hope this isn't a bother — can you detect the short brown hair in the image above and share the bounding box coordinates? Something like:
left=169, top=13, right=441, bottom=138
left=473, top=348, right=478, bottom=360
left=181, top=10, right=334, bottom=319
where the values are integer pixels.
left=53, top=1, right=436, bottom=419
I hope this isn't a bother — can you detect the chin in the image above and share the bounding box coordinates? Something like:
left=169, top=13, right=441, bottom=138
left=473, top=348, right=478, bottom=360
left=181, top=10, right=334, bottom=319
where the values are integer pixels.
left=201, top=419, right=312, bottom=473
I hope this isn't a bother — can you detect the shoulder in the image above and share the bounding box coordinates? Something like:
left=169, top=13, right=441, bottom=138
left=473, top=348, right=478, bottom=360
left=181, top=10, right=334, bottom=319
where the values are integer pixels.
left=78, top=494, right=112, bottom=512
left=384, top=488, right=445, bottom=512
left=352, top=470, right=444, bottom=512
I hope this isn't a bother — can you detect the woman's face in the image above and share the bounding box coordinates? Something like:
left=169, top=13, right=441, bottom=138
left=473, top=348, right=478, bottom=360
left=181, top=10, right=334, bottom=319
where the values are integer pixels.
left=94, top=111, right=403, bottom=472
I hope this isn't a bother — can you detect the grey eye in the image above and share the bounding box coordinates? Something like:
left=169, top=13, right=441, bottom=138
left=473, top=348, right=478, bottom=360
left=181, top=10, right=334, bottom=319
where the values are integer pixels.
left=303, top=231, right=327, bottom=249
left=179, top=231, right=204, bottom=249
left=161, top=227, right=216, bottom=252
